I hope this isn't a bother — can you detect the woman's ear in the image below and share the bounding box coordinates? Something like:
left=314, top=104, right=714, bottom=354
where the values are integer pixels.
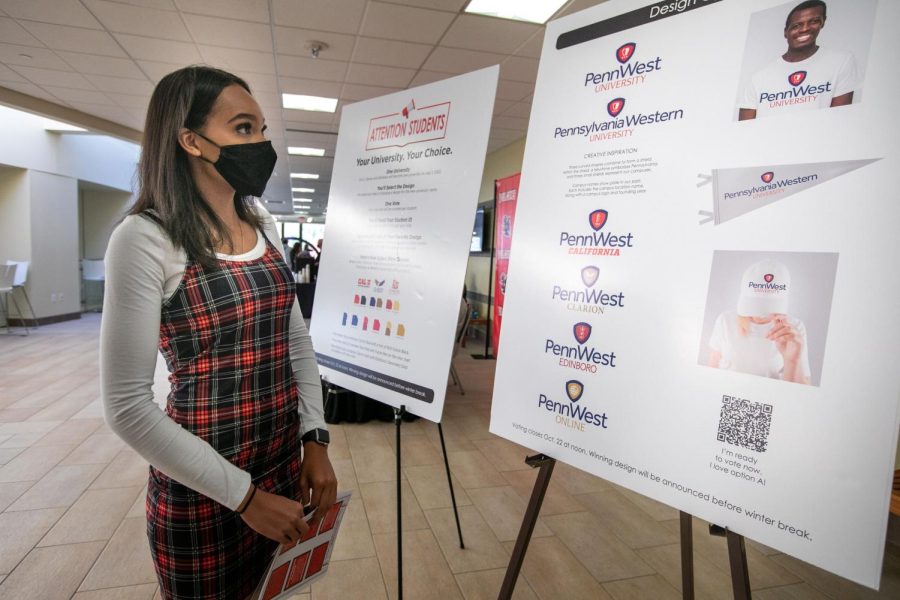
left=177, top=128, right=203, bottom=158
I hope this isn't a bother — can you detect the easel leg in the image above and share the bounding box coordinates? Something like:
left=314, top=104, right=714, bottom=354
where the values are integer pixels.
left=498, top=454, right=555, bottom=600
left=394, top=406, right=405, bottom=600
left=680, top=511, right=694, bottom=600
left=726, top=530, right=752, bottom=600
left=437, top=422, right=465, bottom=549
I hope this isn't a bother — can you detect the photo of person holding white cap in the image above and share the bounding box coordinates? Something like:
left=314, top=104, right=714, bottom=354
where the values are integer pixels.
left=707, top=259, right=812, bottom=384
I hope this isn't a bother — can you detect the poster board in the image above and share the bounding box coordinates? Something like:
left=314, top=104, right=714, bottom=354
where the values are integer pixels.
left=492, top=173, right=520, bottom=355
left=489, top=0, right=899, bottom=587
left=311, top=66, right=498, bottom=422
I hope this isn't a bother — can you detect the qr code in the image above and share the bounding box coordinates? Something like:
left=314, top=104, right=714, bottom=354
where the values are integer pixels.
left=717, top=395, right=773, bottom=453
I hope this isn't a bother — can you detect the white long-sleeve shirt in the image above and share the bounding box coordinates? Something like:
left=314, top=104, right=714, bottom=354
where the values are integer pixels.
left=100, top=206, right=325, bottom=511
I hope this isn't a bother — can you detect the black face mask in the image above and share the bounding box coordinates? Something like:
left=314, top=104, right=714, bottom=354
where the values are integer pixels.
left=192, top=130, right=277, bottom=198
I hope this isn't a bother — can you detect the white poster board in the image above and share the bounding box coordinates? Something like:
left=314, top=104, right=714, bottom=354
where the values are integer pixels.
left=311, top=66, right=498, bottom=422
left=490, top=0, right=899, bottom=588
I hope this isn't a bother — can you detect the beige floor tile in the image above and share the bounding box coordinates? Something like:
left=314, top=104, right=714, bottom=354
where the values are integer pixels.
left=60, top=433, right=125, bottom=466
left=344, top=423, right=390, bottom=452
left=769, top=552, right=898, bottom=600
left=601, top=574, right=681, bottom=600
left=543, top=511, right=655, bottom=582
left=28, top=394, right=97, bottom=423
left=39, top=486, right=143, bottom=547
left=70, top=399, right=105, bottom=420
left=329, top=498, right=376, bottom=561
left=387, top=433, right=444, bottom=467
left=0, top=447, right=24, bottom=464
left=424, top=420, right=477, bottom=453
left=90, top=449, right=149, bottom=489
left=472, top=437, right=532, bottom=472
left=326, top=426, right=351, bottom=460
left=552, top=461, right=612, bottom=495
left=8, top=372, right=95, bottom=409
left=309, top=556, right=387, bottom=600
left=0, top=407, right=41, bottom=421
left=7, top=463, right=105, bottom=511
left=0, top=508, right=66, bottom=574
left=360, top=480, right=429, bottom=534
left=0, top=480, right=33, bottom=511
left=613, top=484, right=680, bottom=521
left=0, top=541, right=106, bottom=600
left=504, top=536, right=613, bottom=599
left=79, top=516, right=158, bottom=590
left=350, top=444, right=397, bottom=484
left=72, top=583, right=159, bottom=600
left=373, top=529, right=463, bottom=599
left=0, top=433, right=45, bottom=449
left=753, top=582, right=832, bottom=600
left=33, top=417, right=103, bottom=448
left=126, top=487, right=148, bottom=518
left=637, top=543, right=734, bottom=600
left=331, top=457, right=358, bottom=494
left=577, top=489, right=679, bottom=549
left=405, top=464, right=472, bottom=511
left=0, top=444, right=73, bottom=482
left=454, top=568, right=538, bottom=600
left=468, top=486, right=552, bottom=542
left=0, top=420, right=61, bottom=436
left=448, top=415, right=494, bottom=442
left=425, top=505, right=509, bottom=573
left=447, top=450, right=507, bottom=489
left=501, top=468, right=585, bottom=516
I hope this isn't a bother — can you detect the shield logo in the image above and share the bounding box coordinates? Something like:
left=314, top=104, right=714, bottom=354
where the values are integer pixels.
left=375, top=279, right=385, bottom=287
left=761, top=171, right=774, bottom=183
left=573, top=322, right=592, bottom=344
left=589, top=209, right=608, bottom=231
left=607, top=97, right=625, bottom=117
left=788, top=70, right=807, bottom=86
left=764, top=273, right=774, bottom=283
left=581, top=266, right=600, bottom=288
left=616, top=42, right=636, bottom=64
left=566, top=380, right=584, bottom=402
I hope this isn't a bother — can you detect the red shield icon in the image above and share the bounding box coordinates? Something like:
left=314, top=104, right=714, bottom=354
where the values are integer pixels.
left=616, top=42, right=636, bottom=64
left=573, top=322, right=592, bottom=345
left=788, top=70, right=807, bottom=86
left=581, top=266, right=600, bottom=288
left=589, top=209, right=608, bottom=231
left=607, top=98, right=625, bottom=117
left=566, top=380, right=584, bottom=402
left=764, top=273, right=774, bottom=283
left=761, top=171, right=774, bottom=183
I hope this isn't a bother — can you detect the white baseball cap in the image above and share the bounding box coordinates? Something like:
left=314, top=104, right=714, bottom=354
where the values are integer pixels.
left=736, top=259, right=790, bottom=317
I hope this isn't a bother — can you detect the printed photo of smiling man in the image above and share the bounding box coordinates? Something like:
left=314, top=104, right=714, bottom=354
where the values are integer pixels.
left=734, top=0, right=877, bottom=121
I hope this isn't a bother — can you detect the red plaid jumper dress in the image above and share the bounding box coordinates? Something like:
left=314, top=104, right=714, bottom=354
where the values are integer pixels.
left=147, top=224, right=302, bottom=600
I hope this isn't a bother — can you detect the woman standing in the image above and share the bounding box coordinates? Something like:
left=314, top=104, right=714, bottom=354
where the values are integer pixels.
left=100, top=66, right=336, bottom=599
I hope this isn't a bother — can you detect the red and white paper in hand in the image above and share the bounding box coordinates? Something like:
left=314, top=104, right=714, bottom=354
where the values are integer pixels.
left=256, top=491, right=352, bottom=600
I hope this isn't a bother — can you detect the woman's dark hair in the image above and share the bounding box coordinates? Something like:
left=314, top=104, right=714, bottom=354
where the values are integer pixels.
left=130, top=65, right=263, bottom=268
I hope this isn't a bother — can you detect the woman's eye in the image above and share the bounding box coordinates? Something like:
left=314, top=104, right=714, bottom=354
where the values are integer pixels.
left=236, top=122, right=252, bottom=134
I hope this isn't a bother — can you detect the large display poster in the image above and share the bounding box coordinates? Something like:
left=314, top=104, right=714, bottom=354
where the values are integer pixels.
left=490, top=0, right=898, bottom=588
left=311, top=67, right=498, bottom=422
left=492, top=173, right=519, bottom=355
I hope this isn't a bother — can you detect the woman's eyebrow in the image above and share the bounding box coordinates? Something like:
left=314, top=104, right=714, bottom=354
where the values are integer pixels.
left=227, top=112, right=259, bottom=123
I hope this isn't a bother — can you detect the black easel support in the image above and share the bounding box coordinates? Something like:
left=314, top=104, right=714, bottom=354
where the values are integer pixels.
left=437, top=422, right=465, bottom=549
left=394, top=406, right=405, bottom=600
left=680, top=512, right=695, bottom=600
left=498, top=454, right=556, bottom=600
left=709, top=524, right=752, bottom=600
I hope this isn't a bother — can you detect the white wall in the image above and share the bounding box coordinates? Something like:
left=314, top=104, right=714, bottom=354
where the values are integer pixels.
left=81, top=187, right=132, bottom=260
left=0, top=167, right=31, bottom=264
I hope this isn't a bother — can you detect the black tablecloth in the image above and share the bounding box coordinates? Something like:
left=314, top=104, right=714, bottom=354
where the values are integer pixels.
left=322, top=382, right=419, bottom=424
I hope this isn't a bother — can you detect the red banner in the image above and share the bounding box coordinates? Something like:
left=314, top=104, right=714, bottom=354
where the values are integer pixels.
left=492, top=173, right=519, bottom=355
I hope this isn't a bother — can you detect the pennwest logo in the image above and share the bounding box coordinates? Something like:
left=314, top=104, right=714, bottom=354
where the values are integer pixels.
left=573, top=322, right=592, bottom=344
left=761, top=171, right=774, bottom=183
left=581, top=266, right=600, bottom=287
left=566, top=380, right=584, bottom=402
left=616, top=42, right=636, bottom=64
left=589, top=209, right=608, bottom=231
left=560, top=209, right=634, bottom=256
left=544, top=321, right=616, bottom=372
left=607, top=98, right=625, bottom=117
left=788, top=71, right=807, bottom=86
left=764, top=273, right=774, bottom=283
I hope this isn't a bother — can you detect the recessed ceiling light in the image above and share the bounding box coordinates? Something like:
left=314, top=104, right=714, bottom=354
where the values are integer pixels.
left=288, top=146, right=326, bottom=156
left=292, top=187, right=315, bottom=193
left=282, top=93, right=338, bottom=113
left=290, top=173, right=319, bottom=179
left=464, top=0, right=566, bottom=24
left=293, top=199, right=313, bottom=203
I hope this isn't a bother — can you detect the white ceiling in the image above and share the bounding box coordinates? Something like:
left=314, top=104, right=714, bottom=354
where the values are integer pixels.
left=0, top=0, right=605, bottom=215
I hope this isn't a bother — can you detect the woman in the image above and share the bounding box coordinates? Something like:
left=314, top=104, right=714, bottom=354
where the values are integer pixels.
left=289, top=241, right=303, bottom=272
left=100, top=66, right=337, bottom=599
left=707, top=259, right=811, bottom=385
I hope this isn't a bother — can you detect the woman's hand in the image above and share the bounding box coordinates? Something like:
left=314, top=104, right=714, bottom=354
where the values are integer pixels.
left=300, top=442, right=338, bottom=524
left=239, top=488, right=310, bottom=544
left=767, top=315, right=803, bottom=362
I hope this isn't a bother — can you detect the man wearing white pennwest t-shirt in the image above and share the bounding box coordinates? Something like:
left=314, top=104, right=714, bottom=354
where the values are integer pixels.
left=738, top=0, right=859, bottom=120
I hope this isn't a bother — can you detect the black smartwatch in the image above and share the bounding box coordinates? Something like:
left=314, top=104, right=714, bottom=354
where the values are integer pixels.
left=301, top=428, right=330, bottom=447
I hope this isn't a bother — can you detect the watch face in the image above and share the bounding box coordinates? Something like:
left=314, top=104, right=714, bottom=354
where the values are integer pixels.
left=318, top=429, right=330, bottom=444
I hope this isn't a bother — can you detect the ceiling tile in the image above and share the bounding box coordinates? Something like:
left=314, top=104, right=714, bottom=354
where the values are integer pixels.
left=441, top=14, right=540, bottom=54
left=284, top=110, right=334, bottom=125
left=345, top=63, right=414, bottom=88
left=279, top=76, right=342, bottom=98
left=502, top=100, right=532, bottom=119
left=199, top=46, right=277, bottom=75
left=0, top=80, right=63, bottom=103
left=340, top=83, right=401, bottom=102
left=491, top=114, right=528, bottom=131
left=0, top=63, right=28, bottom=83
left=107, top=0, right=177, bottom=9
left=251, top=90, right=281, bottom=112
left=11, top=65, right=96, bottom=90
left=385, top=0, right=467, bottom=11
left=284, top=119, right=339, bottom=133
left=277, top=55, right=346, bottom=82
left=515, top=31, right=545, bottom=59
left=67, top=102, right=131, bottom=123
left=351, top=37, right=432, bottom=70
left=422, top=47, right=503, bottom=74
left=1, top=0, right=102, bottom=29
left=407, top=70, right=452, bottom=87
left=82, top=0, right=192, bottom=41
left=558, top=0, right=605, bottom=18
left=490, top=126, right=524, bottom=141
left=176, top=0, right=269, bottom=23
left=499, top=56, right=538, bottom=83
left=361, top=2, right=455, bottom=44
left=182, top=13, right=273, bottom=53
left=136, top=59, right=191, bottom=82
left=492, top=98, right=513, bottom=115
left=115, top=34, right=201, bottom=63
left=0, top=17, right=44, bottom=47
left=84, top=74, right=155, bottom=95
left=275, top=27, right=356, bottom=62
left=242, top=72, right=279, bottom=93
left=0, top=42, right=71, bottom=70
left=56, top=51, right=146, bottom=79
left=271, top=0, right=367, bottom=35
left=105, top=91, right=151, bottom=109
left=18, top=21, right=127, bottom=57
left=41, top=86, right=116, bottom=105
left=495, top=78, right=533, bottom=102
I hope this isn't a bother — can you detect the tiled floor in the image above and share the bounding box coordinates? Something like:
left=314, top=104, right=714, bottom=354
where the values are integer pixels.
left=1, top=314, right=899, bottom=599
